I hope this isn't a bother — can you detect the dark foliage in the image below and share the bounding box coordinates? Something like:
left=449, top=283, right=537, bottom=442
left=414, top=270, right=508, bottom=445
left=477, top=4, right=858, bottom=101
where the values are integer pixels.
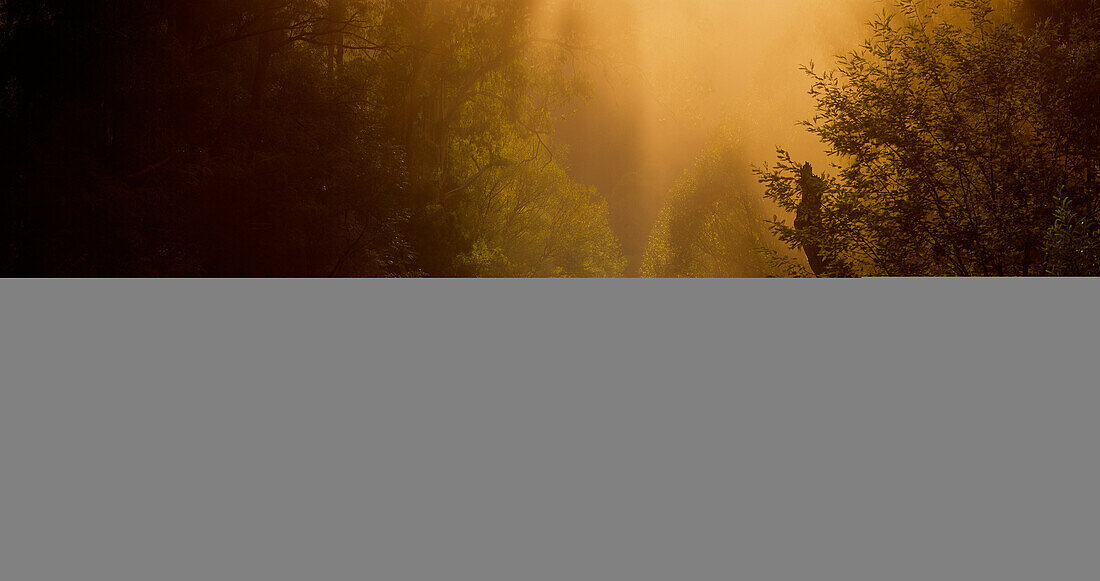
left=0, top=0, right=622, bottom=276
left=758, top=0, right=1100, bottom=276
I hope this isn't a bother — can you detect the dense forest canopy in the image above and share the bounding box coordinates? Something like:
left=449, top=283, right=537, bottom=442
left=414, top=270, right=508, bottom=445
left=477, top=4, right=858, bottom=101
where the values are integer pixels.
left=760, top=0, right=1100, bottom=276
left=1, top=0, right=623, bottom=276
left=1, top=0, right=1098, bottom=276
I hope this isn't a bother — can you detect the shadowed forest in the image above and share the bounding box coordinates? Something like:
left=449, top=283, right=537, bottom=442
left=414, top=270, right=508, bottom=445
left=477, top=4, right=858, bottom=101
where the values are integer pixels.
left=2, top=0, right=1097, bottom=276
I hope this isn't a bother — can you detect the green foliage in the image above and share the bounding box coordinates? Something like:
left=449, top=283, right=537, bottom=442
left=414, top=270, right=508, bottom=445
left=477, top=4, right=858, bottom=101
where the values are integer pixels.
left=372, top=0, right=622, bottom=277
left=0, top=0, right=623, bottom=277
left=759, top=0, right=1100, bottom=276
left=642, top=136, right=789, bottom=278
left=1044, top=195, right=1100, bottom=275
left=445, top=129, right=625, bottom=277
left=454, top=161, right=625, bottom=277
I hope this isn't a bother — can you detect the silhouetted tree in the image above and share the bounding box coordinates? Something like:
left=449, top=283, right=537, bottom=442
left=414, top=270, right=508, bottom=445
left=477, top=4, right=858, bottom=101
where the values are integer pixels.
left=793, top=164, right=828, bottom=276
left=758, top=0, right=1100, bottom=276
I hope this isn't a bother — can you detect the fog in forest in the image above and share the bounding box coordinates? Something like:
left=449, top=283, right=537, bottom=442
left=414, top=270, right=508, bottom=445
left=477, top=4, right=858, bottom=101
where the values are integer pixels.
left=2, top=1, right=1096, bottom=276
left=540, top=0, right=880, bottom=271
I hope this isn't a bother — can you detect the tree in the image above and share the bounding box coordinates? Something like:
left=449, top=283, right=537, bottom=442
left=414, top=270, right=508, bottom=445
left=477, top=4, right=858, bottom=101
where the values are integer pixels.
left=451, top=146, right=626, bottom=277
left=757, top=0, right=1100, bottom=276
left=1044, top=195, right=1100, bottom=275
left=372, top=0, right=622, bottom=276
left=0, top=0, right=622, bottom=276
left=0, top=1, right=411, bottom=276
left=1017, top=0, right=1093, bottom=26
left=642, top=136, right=790, bottom=278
